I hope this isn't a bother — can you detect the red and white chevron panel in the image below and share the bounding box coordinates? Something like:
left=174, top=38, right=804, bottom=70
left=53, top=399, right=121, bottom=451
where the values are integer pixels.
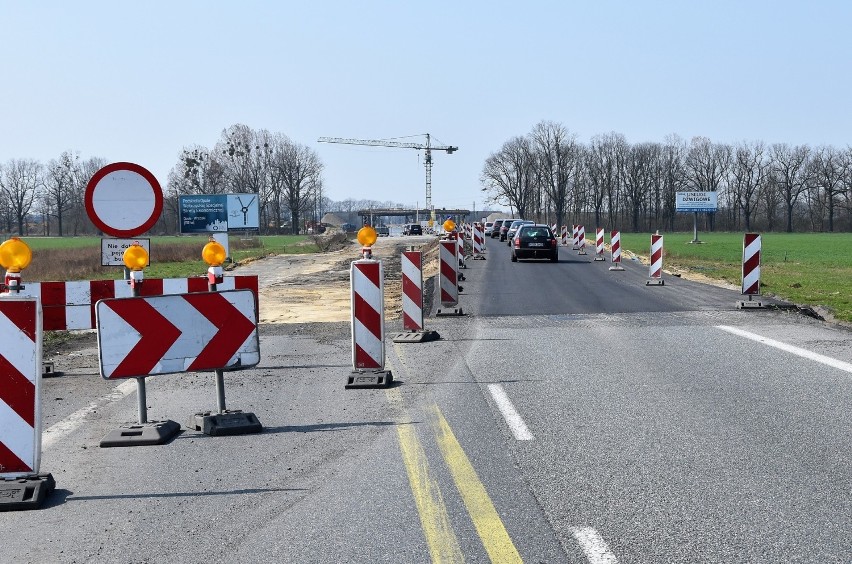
left=577, top=225, right=586, bottom=254
left=351, top=260, right=384, bottom=370
left=649, top=234, right=664, bottom=280
left=595, top=228, right=605, bottom=259
left=550, top=223, right=557, bottom=234
left=572, top=225, right=579, bottom=249
left=439, top=240, right=459, bottom=307
left=401, top=251, right=424, bottom=331
left=742, top=233, right=761, bottom=295
left=561, top=226, right=569, bottom=246
left=0, top=296, right=42, bottom=478
left=17, top=275, right=258, bottom=331
left=472, top=224, right=484, bottom=257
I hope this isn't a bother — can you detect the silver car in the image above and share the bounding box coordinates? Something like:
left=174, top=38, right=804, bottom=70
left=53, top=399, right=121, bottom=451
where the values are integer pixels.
left=506, top=220, right=534, bottom=244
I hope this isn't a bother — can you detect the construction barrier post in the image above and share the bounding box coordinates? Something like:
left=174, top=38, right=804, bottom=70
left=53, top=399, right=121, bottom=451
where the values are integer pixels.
left=347, top=257, right=392, bottom=388
left=189, top=238, right=263, bottom=436
left=738, top=233, right=764, bottom=309
left=577, top=225, right=587, bottom=255
left=392, top=249, right=440, bottom=343
left=609, top=230, right=625, bottom=271
left=572, top=225, right=580, bottom=250
left=0, top=295, right=55, bottom=511
left=436, top=239, right=463, bottom=316
left=594, top=227, right=606, bottom=261
left=472, top=223, right=486, bottom=260
left=646, top=232, right=665, bottom=286
left=561, top=226, right=569, bottom=246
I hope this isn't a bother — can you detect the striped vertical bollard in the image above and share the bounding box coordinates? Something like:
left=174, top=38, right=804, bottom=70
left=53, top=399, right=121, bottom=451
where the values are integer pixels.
left=594, top=227, right=606, bottom=261
left=436, top=239, right=463, bottom=316
left=551, top=223, right=557, bottom=235
left=572, top=225, right=580, bottom=249
left=394, top=250, right=440, bottom=342
left=348, top=258, right=392, bottom=387
left=472, top=223, right=486, bottom=260
left=456, top=231, right=466, bottom=274
left=646, top=233, right=665, bottom=286
left=609, top=230, right=624, bottom=271
left=0, top=295, right=56, bottom=509
left=738, top=233, right=763, bottom=309
left=561, top=225, right=569, bottom=246
left=577, top=225, right=587, bottom=255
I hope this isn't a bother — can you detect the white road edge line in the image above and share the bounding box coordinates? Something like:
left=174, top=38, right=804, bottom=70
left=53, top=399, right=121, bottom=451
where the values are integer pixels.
left=570, top=526, right=618, bottom=564
left=42, top=379, right=137, bottom=450
left=487, top=384, right=534, bottom=441
left=716, top=325, right=852, bottom=374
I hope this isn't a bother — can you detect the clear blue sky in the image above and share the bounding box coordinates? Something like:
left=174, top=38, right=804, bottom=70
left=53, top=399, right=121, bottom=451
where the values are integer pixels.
left=2, top=1, right=850, bottom=212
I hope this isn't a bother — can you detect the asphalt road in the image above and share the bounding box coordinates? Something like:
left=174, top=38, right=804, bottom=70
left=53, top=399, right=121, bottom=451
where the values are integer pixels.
left=3, top=236, right=851, bottom=563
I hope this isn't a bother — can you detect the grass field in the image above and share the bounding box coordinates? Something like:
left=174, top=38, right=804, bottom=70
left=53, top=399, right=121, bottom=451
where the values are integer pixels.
left=620, top=232, right=852, bottom=322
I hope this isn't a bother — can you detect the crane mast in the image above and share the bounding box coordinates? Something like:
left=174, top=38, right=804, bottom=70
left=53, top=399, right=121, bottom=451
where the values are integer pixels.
left=317, top=133, right=457, bottom=217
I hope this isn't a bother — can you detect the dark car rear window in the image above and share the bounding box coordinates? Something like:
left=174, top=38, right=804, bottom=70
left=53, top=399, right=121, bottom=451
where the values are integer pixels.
left=521, top=227, right=551, bottom=239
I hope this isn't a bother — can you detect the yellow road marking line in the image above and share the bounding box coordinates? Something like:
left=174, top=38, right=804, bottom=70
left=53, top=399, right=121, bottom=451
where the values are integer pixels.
left=431, top=405, right=523, bottom=563
left=388, top=387, right=465, bottom=563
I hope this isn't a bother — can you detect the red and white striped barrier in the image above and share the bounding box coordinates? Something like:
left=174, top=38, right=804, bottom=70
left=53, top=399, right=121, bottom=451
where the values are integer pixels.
left=472, top=223, right=486, bottom=260
left=561, top=226, right=569, bottom=246
left=0, top=297, right=42, bottom=478
left=594, top=227, right=605, bottom=261
left=437, top=240, right=462, bottom=315
left=14, top=276, right=258, bottom=331
left=609, top=230, right=624, bottom=271
left=572, top=225, right=579, bottom=249
left=577, top=225, right=587, bottom=255
left=647, top=233, right=664, bottom=285
left=550, top=223, right=557, bottom=235
left=350, top=259, right=385, bottom=370
left=401, top=251, right=424, bottom=332
left=739, top=233, right=763, bottom=308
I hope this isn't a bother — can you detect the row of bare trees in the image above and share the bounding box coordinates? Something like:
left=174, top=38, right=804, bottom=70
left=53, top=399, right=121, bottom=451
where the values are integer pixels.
left=0, top=124, right=339, bottom=236
left=481, top=121, right=852, bottom=233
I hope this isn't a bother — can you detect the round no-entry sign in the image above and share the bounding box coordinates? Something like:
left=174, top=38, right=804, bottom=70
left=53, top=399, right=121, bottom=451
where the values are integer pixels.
left=85, top=162, right=163, bottom=237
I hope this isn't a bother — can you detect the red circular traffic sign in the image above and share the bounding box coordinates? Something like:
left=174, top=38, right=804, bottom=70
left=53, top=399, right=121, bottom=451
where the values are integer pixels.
left=85, top=162, right=163, bottom=237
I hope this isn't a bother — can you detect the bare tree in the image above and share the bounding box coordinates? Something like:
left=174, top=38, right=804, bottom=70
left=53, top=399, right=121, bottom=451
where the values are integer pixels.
left=771, top=143, right=811, bottom=232
left=0, top=159, right=42, bottom=235
left=274, top=139, right=323, bottom=235
left=807, top=145, right=844, bottom=231
left=531, top=121, right=577, bottom=228
left=730, top=141, right=768, bottom=231
left=480, top=136, right=536, bottom=218
left=44, top=151, right=81, bottom=236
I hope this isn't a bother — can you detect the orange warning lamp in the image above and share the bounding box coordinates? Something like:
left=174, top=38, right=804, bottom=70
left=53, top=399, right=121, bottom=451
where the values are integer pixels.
left=202, top=239, right=227, bottom=267
left=123, top=242, right=149, bottom=271
left=357, top=226, right=378, bottom=247
left=0, top=237, right=32, bottom=273
left=443, top=219, right=456, bottom=232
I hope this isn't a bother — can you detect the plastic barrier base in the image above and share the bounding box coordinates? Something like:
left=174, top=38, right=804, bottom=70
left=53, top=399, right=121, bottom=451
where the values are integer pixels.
left=608, top=265, right=625, bottom=271
left=392, top=330, right=440, bottom=343
left=346, top=370, right=393, bottom=389
left=594, top=256, right=605, bottom=261
left=0, top=474, right=55, bottom=512
left=646, top=279, right=665, bottom=286
left=190, top=410, right=263, bottom=436
left=737, top=300, right=764, bottom=309
left=100, top=420, right=182, bottom=447
left=436, top=307, right=464, bottom=317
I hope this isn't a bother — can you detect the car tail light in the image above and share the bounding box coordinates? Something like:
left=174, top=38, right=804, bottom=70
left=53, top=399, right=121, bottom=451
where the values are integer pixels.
left=514, top=238, right=520, bottom=248
left=550, top=239, right=557, bottom=248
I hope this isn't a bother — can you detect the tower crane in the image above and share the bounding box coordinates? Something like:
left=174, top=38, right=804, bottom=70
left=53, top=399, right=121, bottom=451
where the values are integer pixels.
left=317, top=133, right=457, bottom=219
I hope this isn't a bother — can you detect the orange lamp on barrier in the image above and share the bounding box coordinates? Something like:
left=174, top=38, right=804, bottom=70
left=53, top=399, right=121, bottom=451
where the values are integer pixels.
left=0, top=237, right=33, bottom=273
left=443, top=219, right=456, bottom=232
left=0, top=237, right=33, bottom=293
left=123, top=242, right=148, bottom=294
left=202, top=238, right=226, bottom=286
left=357, top=226, right=378, bottom=259
left=123, top=242, right=149, bottom=271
